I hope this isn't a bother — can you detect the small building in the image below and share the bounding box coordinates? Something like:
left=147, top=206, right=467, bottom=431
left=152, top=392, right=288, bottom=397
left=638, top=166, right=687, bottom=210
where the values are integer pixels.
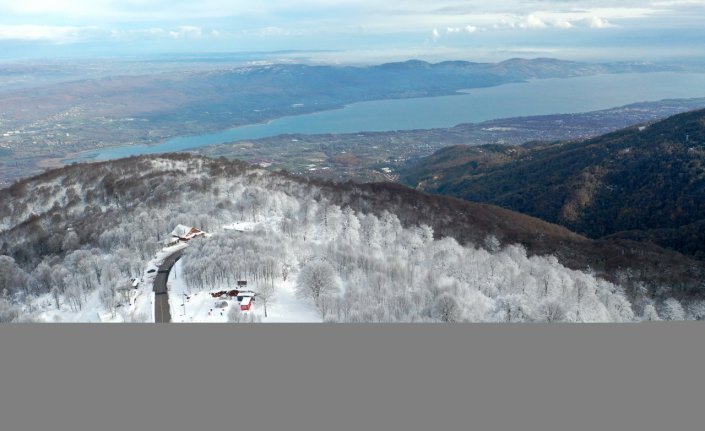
left=181, top=227, right=205, bottom=241
left=236, top=290, right=256, bottom=311
left=240, top=296, right=252, bottom=311
left=210, top=287, right=255, bottom=310
left=169, top=224, right=207, bottom=242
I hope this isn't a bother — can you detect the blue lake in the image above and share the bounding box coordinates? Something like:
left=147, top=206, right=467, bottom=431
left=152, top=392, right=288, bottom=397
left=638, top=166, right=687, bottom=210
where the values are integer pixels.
left=83, top=72, right=705, bottom=161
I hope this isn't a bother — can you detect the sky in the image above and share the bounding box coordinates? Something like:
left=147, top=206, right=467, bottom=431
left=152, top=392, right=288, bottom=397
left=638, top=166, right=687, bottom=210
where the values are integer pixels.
left=1, top=0, right=704, bottom=63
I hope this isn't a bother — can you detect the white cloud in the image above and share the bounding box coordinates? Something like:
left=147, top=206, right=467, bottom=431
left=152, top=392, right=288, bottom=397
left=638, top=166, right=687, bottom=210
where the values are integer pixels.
left=520, top=14, right=548, bottom=29
left=482, top=9, right=628, bottom=32
left=0, top=0, right=699, bottom=53
left=107, top=26, right=225, bottom=42
left=0, top=24, right=94, bottom=42
left=431, top=28, right=440, bottom=41
left=169, top=26, right=203, bottom=39
left=113, top=27, right=168, bottom=39
left=445, top=25, right=478, bottom=35
left=588, top=16, right=613, bottom=28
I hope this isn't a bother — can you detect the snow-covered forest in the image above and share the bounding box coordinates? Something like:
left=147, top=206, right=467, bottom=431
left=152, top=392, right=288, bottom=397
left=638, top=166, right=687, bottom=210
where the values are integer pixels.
left=1, top=155, right=703, bottom=322
left=180, top=202, right=637, bottom=322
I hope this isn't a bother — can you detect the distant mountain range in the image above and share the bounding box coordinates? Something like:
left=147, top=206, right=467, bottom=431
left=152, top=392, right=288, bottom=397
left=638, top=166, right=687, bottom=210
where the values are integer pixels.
left=4, top=57, right=682, bottom=128
left=402, top=108, right=705, bottom=259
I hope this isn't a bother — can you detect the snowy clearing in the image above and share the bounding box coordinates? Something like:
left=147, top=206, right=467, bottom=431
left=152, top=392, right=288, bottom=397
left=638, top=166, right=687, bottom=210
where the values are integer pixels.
left=167, top=258, right=321, bottom=323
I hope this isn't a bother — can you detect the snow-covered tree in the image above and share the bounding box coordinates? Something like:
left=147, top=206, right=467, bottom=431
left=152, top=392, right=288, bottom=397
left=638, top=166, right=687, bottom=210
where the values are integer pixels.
left=660, top=298, right=685, bottom=321
left=296, top=261, right=340, bottom=303
left=685, top=301, right=705, bottom=320
left=4, top=155, right=685, bottom=323
left=61, top=231, right=80, bottom=252
left=64, top=283, right=84, bottom=312
left=0, top=256, right=29, bottom=296
left=0, top=298, right=19, bottom=323
left=641, top=304, right=661, bottom=321
left=432, top=293, right=460, bottom=323
left=538, top=300, right=566, bottom=322
left=257, top=281, right=276, bottom=318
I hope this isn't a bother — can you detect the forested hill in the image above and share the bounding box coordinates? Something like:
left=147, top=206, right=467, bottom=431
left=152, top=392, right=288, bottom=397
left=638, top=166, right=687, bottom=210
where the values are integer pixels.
left=402, top=108, right=705, bottom=259
left=1, top=154, right=703, bottom=322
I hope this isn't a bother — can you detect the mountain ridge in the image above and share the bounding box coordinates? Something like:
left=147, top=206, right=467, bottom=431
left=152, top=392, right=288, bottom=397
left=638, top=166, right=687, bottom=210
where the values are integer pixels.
left=2, top=153, right=664, bottom=322
left=401, top=108, right=705, bottom=258
left=2, top=154, right=703, bottom=306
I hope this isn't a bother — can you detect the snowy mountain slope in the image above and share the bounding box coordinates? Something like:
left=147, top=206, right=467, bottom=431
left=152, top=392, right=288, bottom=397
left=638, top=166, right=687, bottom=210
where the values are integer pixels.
left=1, top=154, right=703, bottom=322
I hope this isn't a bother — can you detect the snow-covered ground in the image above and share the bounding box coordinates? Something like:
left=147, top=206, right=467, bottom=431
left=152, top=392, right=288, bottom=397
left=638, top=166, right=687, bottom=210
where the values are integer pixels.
left=18, top=219, right=323, bottom=322
left=24, top=288, right=112, bottom=322
left=167, top=239, right=320, bottom=323
left=261, top=278, right=321, bottom=323
left=20, top=242, right=189, bottom=322
left=24, top=279, right=149, bottom=323
left=164, top=216, right=322, bottom=322
left=223, top=221, right=258, bottom=232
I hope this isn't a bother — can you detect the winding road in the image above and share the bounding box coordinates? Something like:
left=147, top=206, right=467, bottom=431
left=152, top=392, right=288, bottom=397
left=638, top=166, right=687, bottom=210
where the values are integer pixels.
left=153, top=249, right=184, bottom=323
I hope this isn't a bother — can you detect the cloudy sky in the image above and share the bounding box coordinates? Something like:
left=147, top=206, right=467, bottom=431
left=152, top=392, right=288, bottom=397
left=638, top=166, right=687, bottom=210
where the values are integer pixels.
left=1, top=0, right=704, bottom=63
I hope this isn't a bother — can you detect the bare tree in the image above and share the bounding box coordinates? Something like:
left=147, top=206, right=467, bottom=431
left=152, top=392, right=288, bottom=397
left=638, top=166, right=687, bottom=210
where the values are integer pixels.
left=99, top=282, right=118, bottom=318
left=539, top=300, right=566, bottom=322
left=33, top=262, right=53, bottom=295
left=641, top=303, right=661, bottom=321
left=483, top=235, right=501, bottom=253
left=0, top=298, right=19, bottom=323
left=660, top=298, right=685, bottom=321
left=296, top=261, right=340, bottom=303
left=0, top=256, right=28, bottom=297
left=61, top=231, right=80, bottom=252
left=64, top=284, right=84, bottom=312
left=50, top=286, right=61, bottom=310
left=281, top=263, right=291, bottom=282
left=257, top=282, right=276, bottom=318
left=432, top=293, right=460, bottom=323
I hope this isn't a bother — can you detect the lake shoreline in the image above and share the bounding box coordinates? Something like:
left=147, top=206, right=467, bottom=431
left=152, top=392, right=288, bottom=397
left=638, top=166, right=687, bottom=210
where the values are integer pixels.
left=63, top=71, right=705, bottom=164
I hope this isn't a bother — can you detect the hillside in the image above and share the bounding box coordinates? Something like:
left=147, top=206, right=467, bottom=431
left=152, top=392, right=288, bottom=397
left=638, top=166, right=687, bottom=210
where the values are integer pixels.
left=1, top=154, right=704, bottom=322
left=402, top=108, right=705, bottom=259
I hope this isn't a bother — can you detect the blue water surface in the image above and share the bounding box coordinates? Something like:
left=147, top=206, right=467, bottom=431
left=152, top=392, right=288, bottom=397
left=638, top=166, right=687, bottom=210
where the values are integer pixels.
left=82, top=72, right=705, bottom=161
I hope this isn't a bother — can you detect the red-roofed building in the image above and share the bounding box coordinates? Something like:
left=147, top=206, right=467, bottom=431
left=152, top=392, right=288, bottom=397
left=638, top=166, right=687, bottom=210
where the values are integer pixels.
left=169, top=224, right=206, bottom=242
left=240, top=296, right=252, bottom=311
